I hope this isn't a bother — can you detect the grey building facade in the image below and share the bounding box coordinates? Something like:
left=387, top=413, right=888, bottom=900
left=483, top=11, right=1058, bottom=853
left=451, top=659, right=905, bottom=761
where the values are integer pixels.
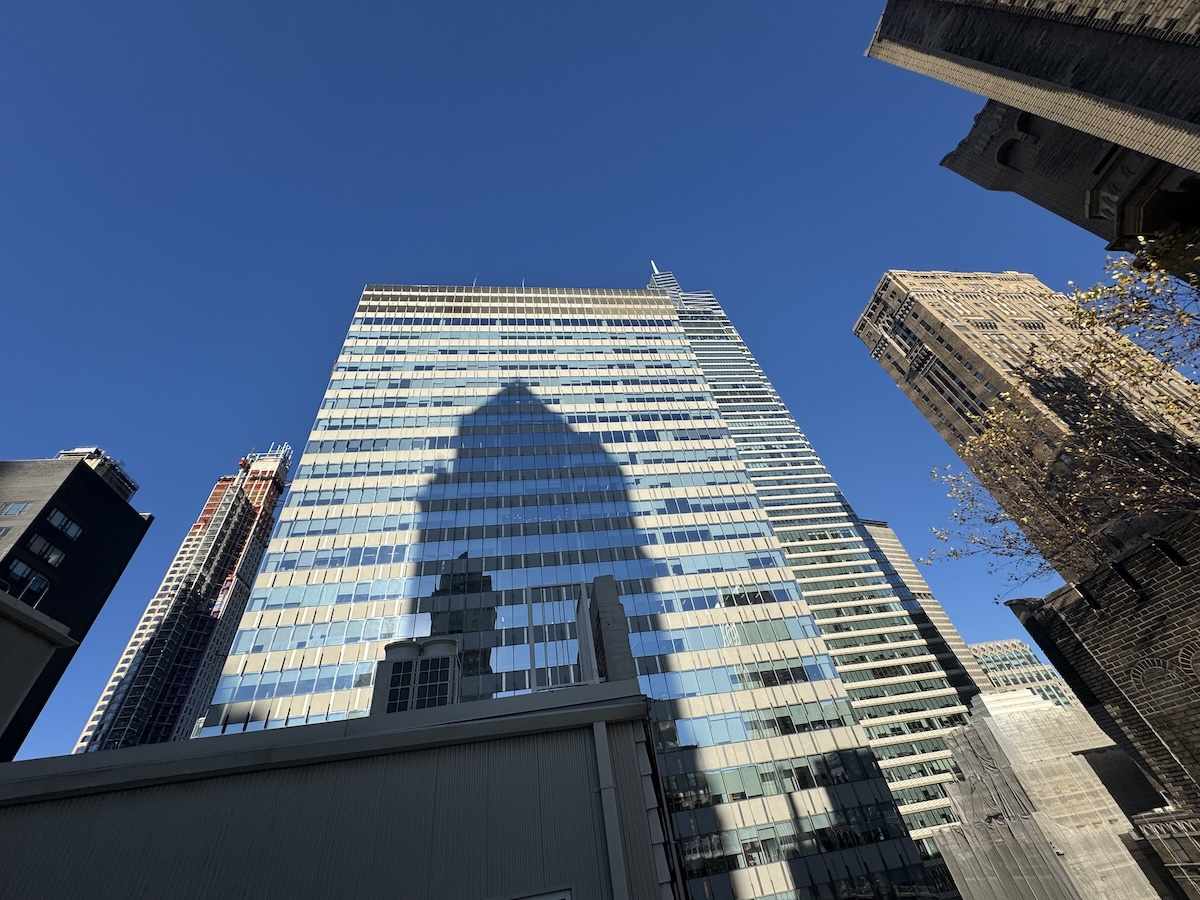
left=0, top=449, right=151, bottom=760
left=0, top=677, right=681, bottom=900
left=934, top=690, right=1157, bottom=899
left=868, top=1, right=1200, bottom=260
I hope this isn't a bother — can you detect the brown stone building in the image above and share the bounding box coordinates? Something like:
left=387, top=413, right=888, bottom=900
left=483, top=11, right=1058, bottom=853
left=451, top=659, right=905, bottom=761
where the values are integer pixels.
left=854, top=269, right=1200, bottom=895
left=941, top=101, right=1199, bottom=261
left=853, top=269, right=1198, bottom=577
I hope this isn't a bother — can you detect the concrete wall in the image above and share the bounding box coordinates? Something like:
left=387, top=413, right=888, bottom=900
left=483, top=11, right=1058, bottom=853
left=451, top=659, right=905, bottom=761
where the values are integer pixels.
left=935, top=691, right=1157, bottom=899
left=0, top=683, right=674, bottom=900
left=0, top=593, right=75, bottom=749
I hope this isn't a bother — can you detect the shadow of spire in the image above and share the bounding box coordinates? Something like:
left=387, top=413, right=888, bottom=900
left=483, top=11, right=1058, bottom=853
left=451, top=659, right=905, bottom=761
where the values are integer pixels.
left=408, top=380, right=654, bottom=701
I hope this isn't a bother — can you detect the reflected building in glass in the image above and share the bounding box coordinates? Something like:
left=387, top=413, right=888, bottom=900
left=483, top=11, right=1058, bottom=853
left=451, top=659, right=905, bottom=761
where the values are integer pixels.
left=200, top=276, right=942, bottom=898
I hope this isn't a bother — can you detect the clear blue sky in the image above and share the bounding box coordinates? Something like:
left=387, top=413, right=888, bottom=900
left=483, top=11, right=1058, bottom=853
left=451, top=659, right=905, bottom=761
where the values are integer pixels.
left=5, top=3, right=1101, bottom=760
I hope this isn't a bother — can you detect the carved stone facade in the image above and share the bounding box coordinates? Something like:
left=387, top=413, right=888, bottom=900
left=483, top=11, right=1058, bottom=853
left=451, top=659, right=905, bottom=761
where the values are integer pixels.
left=869, top=0, right=1200, bottom=173
left=942, top=100, right=1200, bottom=258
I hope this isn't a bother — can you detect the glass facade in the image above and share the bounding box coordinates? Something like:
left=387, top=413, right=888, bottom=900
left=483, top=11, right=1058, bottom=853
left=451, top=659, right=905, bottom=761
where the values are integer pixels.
left=969, top=638, right=1079, bottom=708
left=201, top=277, right=940, bottom=898
left=654, top=269, right=970, bottom=873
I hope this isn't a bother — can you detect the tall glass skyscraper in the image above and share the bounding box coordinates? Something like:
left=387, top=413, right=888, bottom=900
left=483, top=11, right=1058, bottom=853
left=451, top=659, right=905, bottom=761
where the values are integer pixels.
left=200, top=272, right=952, bottom=899
left=656, top=270, right=975, bottom=845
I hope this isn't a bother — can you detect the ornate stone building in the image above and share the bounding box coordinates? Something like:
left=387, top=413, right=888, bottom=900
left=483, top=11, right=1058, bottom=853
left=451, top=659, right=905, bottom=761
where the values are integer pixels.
left=855, top=269, right=1200, bottom=895
left=941, top=101, right=1200, bottom=262
left=869, top=1, right=1200, bottom=262
left=853, top=269, right=1198, bottom=577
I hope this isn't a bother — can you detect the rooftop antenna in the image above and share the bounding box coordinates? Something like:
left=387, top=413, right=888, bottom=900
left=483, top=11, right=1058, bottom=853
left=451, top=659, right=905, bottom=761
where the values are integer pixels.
left=650, top=259, right=660, bottom=275
left=472, top=276, right=478, bottom=287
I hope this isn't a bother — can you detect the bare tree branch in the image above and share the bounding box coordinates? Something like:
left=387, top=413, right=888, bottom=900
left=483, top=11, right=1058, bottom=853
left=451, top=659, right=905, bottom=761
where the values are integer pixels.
left=931, top=239, right=1200, bottom=582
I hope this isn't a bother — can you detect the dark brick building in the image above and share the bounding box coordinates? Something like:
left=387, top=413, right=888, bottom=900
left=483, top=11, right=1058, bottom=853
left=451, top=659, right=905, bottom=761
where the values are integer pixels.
left=869, top=0, right=1200, bottom=261
left=1011, top=514, right=1200, bottom=896
left=942, top=101, right=1200, bottom=264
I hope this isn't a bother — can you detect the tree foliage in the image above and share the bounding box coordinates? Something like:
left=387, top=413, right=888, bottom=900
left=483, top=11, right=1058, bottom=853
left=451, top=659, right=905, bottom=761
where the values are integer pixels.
left=931, top=235, right=1200, bottom=583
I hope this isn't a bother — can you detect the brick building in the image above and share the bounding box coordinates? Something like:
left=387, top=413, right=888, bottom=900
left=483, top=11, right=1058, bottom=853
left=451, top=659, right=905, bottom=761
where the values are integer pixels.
left=868, top=1, right=1200, bottom=264
left=1011, top=514, right=1200, bottom=895
left=76, top=446, right=291, bottom=752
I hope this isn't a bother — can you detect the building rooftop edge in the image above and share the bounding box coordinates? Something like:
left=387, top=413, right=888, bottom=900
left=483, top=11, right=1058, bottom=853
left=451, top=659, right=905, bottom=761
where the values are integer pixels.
left=361, top=283, right=668, bottom=295
left=879, top=269, right=1041, bottom=280
left=0, top=680, right=648, bottom=808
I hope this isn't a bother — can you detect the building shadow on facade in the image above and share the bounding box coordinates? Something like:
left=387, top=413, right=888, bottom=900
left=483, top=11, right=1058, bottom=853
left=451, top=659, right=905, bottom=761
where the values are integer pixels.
left=407, top=381, right=938, bottom=899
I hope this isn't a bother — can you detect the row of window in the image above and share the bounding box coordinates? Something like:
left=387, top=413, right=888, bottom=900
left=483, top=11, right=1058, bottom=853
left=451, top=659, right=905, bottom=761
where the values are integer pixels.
left=211, top=658, right=588, bottom=712
left=272, top=522, right=770, bottom=560
left=352, top=315, right=677, bottom=328
left=327, top=375, right=706, bottom=393
left=230, top=613, right=434, bottom=655
left=244, top=574, right=798, bottom=615
left=313, top=410, right=720, bottom=431
left=320, top=391, right=711, bottom=411
left=235, top=606, right=822, bottom=668
left=841, top=660, right=940, bottom=684
left=678, top=802, right=906, bottom=879
left=895, top=782, right=951, bottom=807
left=621, top=583, right=801, bottom=615
left=335, top=359, right=696, bottom=374
left=638, top=655, right=837, bottom=701
left=853, top=694, right=964, bottom=723
left=656, top=698, right=855, bottom=749
left=881, top=756, right=958, bottom=785
left=27, top=534, right=65, bottom=567
left=305, top=426, right=730, bottom=452
left=862, top=713, right=967, bottom=741
left=662, top=749, right=879, bottom=812
left=303, top=448, right=740, bottom=478
left=46, top=507, right=83, bottom=539
left=847, top=676, right=951, bottom=702
left=459, top=639, right=579, bottom=675
left=345, top=328, right=680, bottom=343
left=817, top=614, right=912, bottom=635
left=262, top=542, right=783, bottom=584
left=0, top=501, right=31, bottom=516
left=627, top=616, right=819, bottom=657
left=341, top=345, right=681, bottom=357
left=294, top=463, right=746, bottom=493
left=213, top=661, right=377, bottom=704
left=4, top=558, right=49, bottom=602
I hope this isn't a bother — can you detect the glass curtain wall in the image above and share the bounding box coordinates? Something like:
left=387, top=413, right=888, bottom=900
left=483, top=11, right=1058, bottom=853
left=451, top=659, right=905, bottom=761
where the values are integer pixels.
left=200, top=281, right=936, bottom=899
left=654, top=268, right=969, bottom=875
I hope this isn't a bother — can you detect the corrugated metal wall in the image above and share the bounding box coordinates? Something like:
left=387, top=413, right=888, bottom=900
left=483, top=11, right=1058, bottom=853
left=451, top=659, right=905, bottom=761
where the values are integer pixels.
left=0, top=726, right=618, bottom=900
